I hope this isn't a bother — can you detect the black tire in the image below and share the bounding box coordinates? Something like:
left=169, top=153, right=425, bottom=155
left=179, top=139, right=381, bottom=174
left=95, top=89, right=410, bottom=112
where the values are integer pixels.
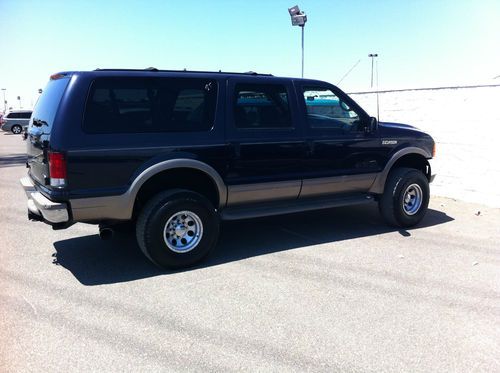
left=379, top=167, right=429, bottom=228
left=136, top=189, right=219, bottom=269
left=11, top=125, right=22, bottom=134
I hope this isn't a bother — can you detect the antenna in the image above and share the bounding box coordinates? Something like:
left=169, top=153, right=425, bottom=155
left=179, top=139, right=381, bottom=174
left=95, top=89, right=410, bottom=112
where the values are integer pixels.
left=337, top=59, right=360, bottom=85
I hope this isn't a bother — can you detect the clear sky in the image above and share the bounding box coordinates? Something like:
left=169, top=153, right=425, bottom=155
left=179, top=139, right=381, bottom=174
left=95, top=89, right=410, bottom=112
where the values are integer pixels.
left=1, top=0, right=499, bottom=109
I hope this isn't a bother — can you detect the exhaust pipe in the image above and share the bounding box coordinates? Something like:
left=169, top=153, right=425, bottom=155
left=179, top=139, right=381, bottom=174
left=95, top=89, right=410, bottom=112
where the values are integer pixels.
left=99, top=227, right=114, bottom=240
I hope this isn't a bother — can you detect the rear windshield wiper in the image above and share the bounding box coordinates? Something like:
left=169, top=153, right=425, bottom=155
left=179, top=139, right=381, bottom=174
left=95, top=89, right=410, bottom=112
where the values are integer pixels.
left=32, top=118, right=48, bottom=127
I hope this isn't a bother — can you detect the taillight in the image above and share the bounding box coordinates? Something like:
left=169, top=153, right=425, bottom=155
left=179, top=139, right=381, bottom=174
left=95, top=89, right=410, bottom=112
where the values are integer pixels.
left=432, top=143, right=436, bottom=158
left=48, top=151, right=67, bottom=187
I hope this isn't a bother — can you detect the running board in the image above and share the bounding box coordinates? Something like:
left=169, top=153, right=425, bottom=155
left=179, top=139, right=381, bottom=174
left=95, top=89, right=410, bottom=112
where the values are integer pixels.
left=220, top=194, right=374, bottom=221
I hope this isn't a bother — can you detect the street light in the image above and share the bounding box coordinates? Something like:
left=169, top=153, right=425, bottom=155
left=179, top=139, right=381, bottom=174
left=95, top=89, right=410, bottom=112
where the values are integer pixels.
left=368, top=53, right=378, bottom=88
left=17, top=96, right=21, bottom=109
left=1, top=88, right=6, bottom=113
left=288, top=5, right=307, bottom=78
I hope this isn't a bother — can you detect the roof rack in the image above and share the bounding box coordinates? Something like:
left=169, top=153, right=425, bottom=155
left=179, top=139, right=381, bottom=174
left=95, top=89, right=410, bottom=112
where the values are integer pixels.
left=93, top=67, right=273, bottom=76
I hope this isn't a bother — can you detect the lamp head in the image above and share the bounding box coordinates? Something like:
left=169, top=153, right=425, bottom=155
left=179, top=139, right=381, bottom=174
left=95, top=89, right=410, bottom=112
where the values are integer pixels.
left=288, top=5, right=300, bottom=16
left=289, top=5, right=307, bottom=26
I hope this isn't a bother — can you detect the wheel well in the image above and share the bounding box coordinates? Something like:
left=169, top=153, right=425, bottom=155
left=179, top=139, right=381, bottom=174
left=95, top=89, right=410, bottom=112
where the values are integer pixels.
left=133, top=168, right=220, bottom=219
left=391, top=154, right=431, bottom=180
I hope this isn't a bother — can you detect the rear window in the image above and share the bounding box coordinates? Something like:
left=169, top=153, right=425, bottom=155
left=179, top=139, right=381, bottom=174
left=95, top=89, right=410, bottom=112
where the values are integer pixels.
left=83, top=77, right=217, bottom=134
left=20, top=112, right=32, bottom=119
left=31, top=77, right=70, bottom=133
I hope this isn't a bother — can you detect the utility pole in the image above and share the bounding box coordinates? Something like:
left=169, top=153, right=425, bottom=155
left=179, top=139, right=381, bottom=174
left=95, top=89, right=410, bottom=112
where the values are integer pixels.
left=368, top=53, right=378, bottom=88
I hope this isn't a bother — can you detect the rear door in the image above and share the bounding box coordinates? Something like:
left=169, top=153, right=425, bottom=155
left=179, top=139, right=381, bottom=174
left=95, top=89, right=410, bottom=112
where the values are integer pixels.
left=224, top=78, right=307, bottom=205
left=26, top=76, right=71, bottom=187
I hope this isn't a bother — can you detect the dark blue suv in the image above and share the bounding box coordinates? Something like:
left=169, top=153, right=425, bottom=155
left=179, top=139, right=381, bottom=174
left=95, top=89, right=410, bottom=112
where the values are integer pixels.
left=21, top=69, right=436, bottom=269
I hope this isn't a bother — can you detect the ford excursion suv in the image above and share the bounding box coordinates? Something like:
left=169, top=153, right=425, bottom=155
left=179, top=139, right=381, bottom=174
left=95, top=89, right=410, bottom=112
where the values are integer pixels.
left=21, top=69, right=436, bottom=269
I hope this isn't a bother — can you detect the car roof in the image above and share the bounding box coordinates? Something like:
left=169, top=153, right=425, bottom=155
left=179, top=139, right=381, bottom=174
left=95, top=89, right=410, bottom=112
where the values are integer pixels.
left=54, top=68, right=331, bottom=86
left=6, top=109, right=32, bottom=113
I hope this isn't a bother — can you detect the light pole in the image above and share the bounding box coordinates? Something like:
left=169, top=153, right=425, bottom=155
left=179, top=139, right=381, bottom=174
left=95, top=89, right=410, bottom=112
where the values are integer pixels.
left=368, top=53, right=378, bottom=88
left=1, top=88, right=6, bottom=113
left=288, top=5, right=307, bottom=78
left=17, top=96, right=21, bottom=109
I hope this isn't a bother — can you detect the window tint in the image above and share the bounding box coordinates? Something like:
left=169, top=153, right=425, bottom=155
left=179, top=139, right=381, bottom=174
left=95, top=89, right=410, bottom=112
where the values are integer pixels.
left=20, top=112, right=32, bottom=119
left=234, top=84, right=292, bottom=129
left=31, top=77, right=70, bottom=133
left=303, top=87, right=361, bottom=131
left=83, top=78, right=217, bottom=134
left=7, top=112, right=19, bottom=118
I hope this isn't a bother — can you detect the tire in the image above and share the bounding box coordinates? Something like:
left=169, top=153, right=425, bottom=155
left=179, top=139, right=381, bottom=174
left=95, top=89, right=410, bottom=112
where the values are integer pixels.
left=11, top=125, right=22, bottom=134
left=136, top=189, right=219, bottom=269
left=379, top=167, right=429, bottom=228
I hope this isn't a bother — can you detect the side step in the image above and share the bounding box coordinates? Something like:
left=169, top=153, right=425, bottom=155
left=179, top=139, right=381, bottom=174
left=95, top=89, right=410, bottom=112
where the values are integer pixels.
left=220, top=194, right=374, bottom=221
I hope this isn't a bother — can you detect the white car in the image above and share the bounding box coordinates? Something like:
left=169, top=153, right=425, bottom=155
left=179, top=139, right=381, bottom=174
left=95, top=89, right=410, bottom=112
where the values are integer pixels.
left=1, top=110, right=33, bottom=134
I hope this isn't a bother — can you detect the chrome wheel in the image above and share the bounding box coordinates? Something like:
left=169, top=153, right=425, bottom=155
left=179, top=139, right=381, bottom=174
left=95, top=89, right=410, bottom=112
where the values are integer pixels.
left=12, top=125, right=22, bottom=134
left=402, top=183, right=423, bottom=215
left=163, top=210, right=203, bottom=253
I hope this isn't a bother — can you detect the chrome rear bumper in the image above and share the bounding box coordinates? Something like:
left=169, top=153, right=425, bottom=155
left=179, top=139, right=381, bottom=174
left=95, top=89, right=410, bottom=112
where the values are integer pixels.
left=20, top=176, right=69, bottom=224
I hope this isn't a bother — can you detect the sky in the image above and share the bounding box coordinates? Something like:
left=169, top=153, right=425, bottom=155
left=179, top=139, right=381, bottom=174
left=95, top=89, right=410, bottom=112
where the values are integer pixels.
left=1, top=0, right=499, bottom=109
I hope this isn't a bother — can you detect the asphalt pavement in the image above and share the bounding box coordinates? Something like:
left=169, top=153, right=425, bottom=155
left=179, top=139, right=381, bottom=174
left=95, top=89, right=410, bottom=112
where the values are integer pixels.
left=1, top=132, right=499, bottom=372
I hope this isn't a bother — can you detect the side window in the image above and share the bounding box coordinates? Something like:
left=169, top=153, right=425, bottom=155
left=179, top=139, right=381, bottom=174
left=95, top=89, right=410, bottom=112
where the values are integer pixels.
left=172, top=89, right=205, bottom=125
left=83, top=78, right=217, bottom=134
left=7, top=113, right=19, bottom=119
left=303, top=87, right=361, bottom=132
left=20, top=112, right=33, bottom=119
left=234, top=84, right=292, bottom=129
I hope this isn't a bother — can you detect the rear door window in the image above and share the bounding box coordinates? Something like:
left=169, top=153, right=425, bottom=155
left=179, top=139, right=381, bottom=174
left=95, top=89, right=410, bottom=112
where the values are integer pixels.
left=83, top=77, right=217, bottom=133
left=234, top=83, right=292, bottom=129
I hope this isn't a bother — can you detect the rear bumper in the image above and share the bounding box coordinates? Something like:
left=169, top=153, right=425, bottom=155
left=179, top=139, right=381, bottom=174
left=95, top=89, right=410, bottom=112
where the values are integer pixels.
left=20, top=176, right=69, bottom=224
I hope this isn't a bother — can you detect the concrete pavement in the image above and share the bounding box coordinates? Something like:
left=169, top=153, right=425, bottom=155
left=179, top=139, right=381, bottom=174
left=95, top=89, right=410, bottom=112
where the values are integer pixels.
left=1, top=132, right=499, bottom=372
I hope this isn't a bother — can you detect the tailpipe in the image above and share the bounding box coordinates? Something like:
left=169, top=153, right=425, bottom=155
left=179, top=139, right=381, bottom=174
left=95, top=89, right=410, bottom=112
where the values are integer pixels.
left=99, top=226, right=114, bottom=240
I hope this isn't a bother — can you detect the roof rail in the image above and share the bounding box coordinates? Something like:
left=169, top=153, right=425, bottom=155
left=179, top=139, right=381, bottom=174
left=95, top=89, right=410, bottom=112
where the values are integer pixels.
left=93, top=68, right=273, bottom=76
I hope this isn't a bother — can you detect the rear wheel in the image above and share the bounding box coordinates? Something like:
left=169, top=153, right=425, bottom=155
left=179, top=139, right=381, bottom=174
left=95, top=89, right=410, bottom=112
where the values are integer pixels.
left=379, top=167, right=429, bottom=227
left=136, top=189, right=219, bottom=269
left=11, top=125, right=22, bottom=134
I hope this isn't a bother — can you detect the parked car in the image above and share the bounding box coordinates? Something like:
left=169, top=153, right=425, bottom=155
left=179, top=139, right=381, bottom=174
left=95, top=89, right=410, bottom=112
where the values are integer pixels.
left=21, top=69, right=436, bottom=269
left=1, top=109, right=33, bottom=134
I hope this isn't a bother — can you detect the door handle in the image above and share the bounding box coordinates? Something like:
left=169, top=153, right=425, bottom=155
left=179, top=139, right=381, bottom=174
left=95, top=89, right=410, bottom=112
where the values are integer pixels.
left=306, top=140, right=314, bottom=156
left=228, top=142, right=241, bottom=158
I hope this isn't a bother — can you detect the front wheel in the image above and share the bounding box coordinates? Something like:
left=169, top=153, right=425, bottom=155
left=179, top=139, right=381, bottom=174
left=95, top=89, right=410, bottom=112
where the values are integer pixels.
left=136, top=189, right=219, bottom=269
left=11, top=125, right=22, bottom=134
left=379, top=167, right=430, bottom=227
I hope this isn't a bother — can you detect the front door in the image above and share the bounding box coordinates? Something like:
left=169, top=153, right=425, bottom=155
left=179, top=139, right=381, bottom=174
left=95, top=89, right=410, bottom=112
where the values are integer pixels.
left=296, top=83, right=384, bottom=198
